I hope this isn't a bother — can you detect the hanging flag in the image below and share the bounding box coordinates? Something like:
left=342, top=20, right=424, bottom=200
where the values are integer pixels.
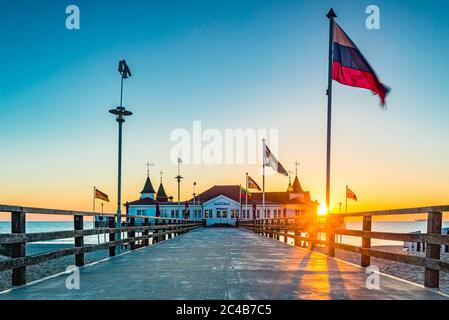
left=94, top=188, right=110, bottom=202
left=263, top=143, right=288, bottom=176
left=332, top=21, right=389, bottom=106
left=247, top=175, right=262, bottom=191
left=346, top=186, right=358, bottom=201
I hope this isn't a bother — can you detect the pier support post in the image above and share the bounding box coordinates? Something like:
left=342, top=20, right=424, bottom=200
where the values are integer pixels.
left=284, top=219, right=288, bottom=243
left=129, top=217, right=136, bottom=250
left=74, top=215, right=84, bottom=267
left=11, top=211, right=26, bottom=286
left=361, top=216, right=372, bottom=267
left=425, top=211, right=442, bottom=288
left=108, top=217, right=116, bottom=257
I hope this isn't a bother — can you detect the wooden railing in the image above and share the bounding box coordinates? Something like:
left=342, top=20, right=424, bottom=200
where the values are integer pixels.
left=238, top=205, right=449, bottom=289
left=0, top=204, right=204, bottom=287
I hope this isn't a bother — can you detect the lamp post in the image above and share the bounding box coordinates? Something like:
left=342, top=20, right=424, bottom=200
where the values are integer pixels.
left=109, top=59, right=133, bottom=254
left=193, top=182, right=197, bottom=206
left=175, top=157, right=183, bottom=219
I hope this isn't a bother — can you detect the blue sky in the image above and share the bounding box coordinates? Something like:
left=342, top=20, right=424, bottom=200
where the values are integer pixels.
left=1, top=0, right=449, bottom=213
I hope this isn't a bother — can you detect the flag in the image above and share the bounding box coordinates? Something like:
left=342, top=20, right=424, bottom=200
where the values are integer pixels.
left=332, top=21, right=389, bottom=106
left=95, top=188, right=109, bottom=202
left=263, top=143, right=288, bottom=176
left=240, top=187, right=251, bottom=198
left=346, top=186, right=358, bottom=201
left=247, top=175, right=261, bottom=191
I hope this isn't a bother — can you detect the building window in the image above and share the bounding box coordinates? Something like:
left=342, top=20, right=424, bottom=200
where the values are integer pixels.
left=198, top=210, right=202, bottom=218
left=171, top=210, right=175, bottom=218
left=257, top=210, right=260, bottom=218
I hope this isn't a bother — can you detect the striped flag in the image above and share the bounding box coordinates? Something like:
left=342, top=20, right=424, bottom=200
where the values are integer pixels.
left=247, top=175, right=261, bottom=191
left=94, top=188, right=109, bottom=202
left=263, top=142, right=288, bottom=176
left=332, top=21, right=389, bottom=106
left=346, top=186, right=358, bottom=201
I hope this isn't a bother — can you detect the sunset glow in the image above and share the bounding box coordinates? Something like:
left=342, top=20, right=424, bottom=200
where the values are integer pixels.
left=317, top=204, right=328, bottom=216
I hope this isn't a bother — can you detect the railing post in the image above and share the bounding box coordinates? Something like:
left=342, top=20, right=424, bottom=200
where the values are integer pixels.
left=284, top=218, right=288, bottom=243
left=129, top=217, right=136, bottom=250
left=143, top=217, right=149, bottom=247
left=108, top=217, right=116, bottom=257
left=74, top=215, right=84, bottom=267
left=328, top=215, right=335, bottom=257
left=153, top=218, right=159, bottom=244
left=294, top=217, right=301, bottom=247
left=361, top=215, right=372, bottom=267
left=11, top=211, right=26, bottom=286
left=168, top=219, right=172, bottom=239
left=425, top=211, right=442, bottom=288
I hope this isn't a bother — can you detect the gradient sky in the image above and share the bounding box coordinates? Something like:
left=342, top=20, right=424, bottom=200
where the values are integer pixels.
left=1, top=0, right=449, bottom=220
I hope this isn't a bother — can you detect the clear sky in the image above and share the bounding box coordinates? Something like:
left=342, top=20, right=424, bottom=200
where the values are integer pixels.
left=1, top=0, right=449, bottom=220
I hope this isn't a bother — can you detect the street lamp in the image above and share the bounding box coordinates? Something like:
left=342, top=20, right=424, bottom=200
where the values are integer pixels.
left=193, top=182, right=197, bottom=206
left=109, top=59, right=133, bottom=254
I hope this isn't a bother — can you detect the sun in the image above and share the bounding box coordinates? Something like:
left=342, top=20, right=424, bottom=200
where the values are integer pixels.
left=317, top=204, right=328, bottom=216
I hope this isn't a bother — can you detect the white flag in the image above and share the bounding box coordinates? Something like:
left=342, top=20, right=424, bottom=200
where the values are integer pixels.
left=263, top=143, right=288, bottom=176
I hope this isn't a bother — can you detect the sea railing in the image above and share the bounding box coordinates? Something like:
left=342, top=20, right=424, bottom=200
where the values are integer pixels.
left=238, top=205, right=449, bottom=289
left=0, top=204, right=204, bottom=287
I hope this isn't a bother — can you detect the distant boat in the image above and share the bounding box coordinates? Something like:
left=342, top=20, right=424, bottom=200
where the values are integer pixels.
left=415, top=219, right=426, bottom=222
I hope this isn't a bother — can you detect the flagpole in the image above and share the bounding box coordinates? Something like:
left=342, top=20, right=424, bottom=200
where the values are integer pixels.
left=239, top=184, right=242, bottom=222
left=262, top=140, right=265, bottom=221
left=245, top=173, right=248, bottom=221
left=326, top=8, right=337, bottom=257
left=93, top=187, right=96, bottom=214
left=326, top=8, right=336, bottom=218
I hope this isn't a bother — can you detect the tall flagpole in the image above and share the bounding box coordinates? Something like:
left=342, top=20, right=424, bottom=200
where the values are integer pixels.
left=262, top=139, right=266, bottom=220
left=326, top=8, right=337, bottom=258
left=245, top=173, right=248, bottom=220
left=326, top=8, right=337, bottom=216
left=93, top=187, right=96, bottom=214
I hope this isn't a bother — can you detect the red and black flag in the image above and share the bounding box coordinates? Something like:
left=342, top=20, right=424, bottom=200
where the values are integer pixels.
left=332, top=21, right=389, bottom=106
left=247, top=175, right=261, bottom=191
left=346, top=186, right=358, bottom=202
left=94, top=188, right=109, bottom=202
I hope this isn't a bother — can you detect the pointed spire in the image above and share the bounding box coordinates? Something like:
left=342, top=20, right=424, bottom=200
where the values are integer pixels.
left=292, top=176, right=304, bottom=193
left=156, top=170, right=168, bottom=202
left=141, top=176, right=156, bottom=194
left=157, top=183, right=168, bottom=202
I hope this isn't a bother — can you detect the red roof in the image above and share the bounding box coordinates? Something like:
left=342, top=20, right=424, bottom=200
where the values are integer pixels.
left=128, top=185, right=315, bottom=207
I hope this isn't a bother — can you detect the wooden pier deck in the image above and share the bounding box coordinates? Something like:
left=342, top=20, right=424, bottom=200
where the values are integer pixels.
left=0, top=228, right=447, bottom=300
